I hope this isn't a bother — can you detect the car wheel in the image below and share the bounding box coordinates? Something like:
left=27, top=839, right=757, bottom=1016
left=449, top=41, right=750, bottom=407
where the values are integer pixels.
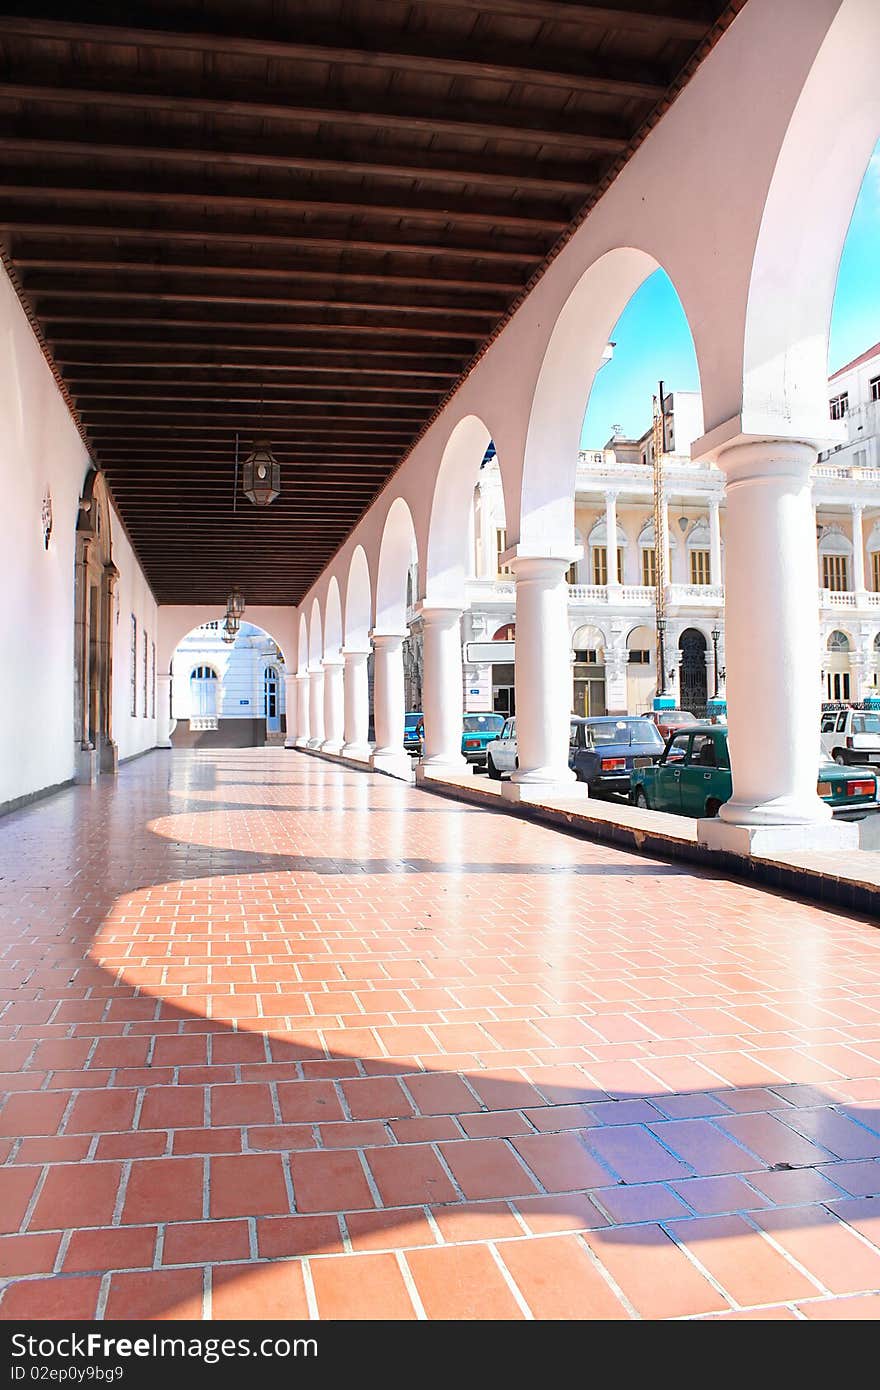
left=705, top=798, right=722, bottom=818
left=833, top=750, right=848, bottom=765
left=634, top=787, right=650, bottom=809
left=486, top=753, right=501, bottom=780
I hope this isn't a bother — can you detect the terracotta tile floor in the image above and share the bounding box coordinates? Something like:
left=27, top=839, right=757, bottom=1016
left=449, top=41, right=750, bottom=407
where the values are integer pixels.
left=1, top=748, right=880, bottom=1320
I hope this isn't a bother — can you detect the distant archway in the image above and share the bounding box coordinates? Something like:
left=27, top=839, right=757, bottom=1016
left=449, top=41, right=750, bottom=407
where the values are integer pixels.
left=73, top=469, right=118, bottom=782
left=678, top=628, right=708, bottom=715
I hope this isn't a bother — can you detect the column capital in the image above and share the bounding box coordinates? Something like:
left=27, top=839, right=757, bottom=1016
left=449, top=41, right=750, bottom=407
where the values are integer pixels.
left=851, top=501, right=865, bottom=517
left=342, top=646, right=370, bottom=660
left=369, top=629, right=405, bottom=648
left=321, top=655, right=344, bottom=669
left=692, top=416, right=843, bottom=462
left=500, top=543, right=582, bottom=569
left=413, top=602, right=464, bottom=626
left=294, top=670, right=310, bottom=683
left=712, top=436, right=818, bottom=486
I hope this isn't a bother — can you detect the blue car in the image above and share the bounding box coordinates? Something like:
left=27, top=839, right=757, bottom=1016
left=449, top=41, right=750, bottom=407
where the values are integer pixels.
left=569, top=716, right=665, bottom=794
left=461, top=712, right=506, bottom=766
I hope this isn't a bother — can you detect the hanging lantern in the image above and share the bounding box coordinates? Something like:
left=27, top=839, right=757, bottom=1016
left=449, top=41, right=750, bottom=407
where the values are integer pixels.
left=222, top=612, right=240, bottom=643
left=242, top=439, right=280, bottom=507
left=221, top=628, right=235, bottom=645
left=227, top=586, right=246, bottom=618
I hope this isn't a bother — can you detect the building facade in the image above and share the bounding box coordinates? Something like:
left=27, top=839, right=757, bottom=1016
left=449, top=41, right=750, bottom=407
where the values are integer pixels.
left=459, top=360, right=880, bottom=719
left=170, top=620, right=287, bottom=746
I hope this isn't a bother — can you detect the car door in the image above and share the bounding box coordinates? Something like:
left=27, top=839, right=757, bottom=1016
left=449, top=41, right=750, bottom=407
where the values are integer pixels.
left=653, top=731, right=692, bottom=812
left=492, top=718, right=516, bottom=772
left=679, top=732, right=721, bottom=816
left=820, top=712, right=838, bottom=758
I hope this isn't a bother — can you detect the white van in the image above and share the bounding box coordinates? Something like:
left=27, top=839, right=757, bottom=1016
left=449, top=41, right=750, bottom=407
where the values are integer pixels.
left=820, top=704, right=880, bottom=765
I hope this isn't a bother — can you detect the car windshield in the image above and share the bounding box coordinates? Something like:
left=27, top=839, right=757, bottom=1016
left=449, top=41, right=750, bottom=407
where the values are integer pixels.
left=665, top=711, right=697, bottom=723
left=587, top=719, right=664, bottom=747
left=852, top=715, right=880, bottom=735
left=462, top=714, right=504, bottom=733
left=404, top=714, right=422, bottom=731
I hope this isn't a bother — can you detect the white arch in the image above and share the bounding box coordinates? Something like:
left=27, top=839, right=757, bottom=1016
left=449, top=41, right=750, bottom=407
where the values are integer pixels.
left=308, top=598, right=323, bottom=669
left=297, top=613, right=309, bottom=674
left=827, top=628, right=854, bottom=651
left=742, top=0, right=880, bottom=438
left=158, top=607, right=295, bottom=675
left=375, top=497, right=418, bottom=633
left=818, top=525, right=854, bottom=556
left=571, top=622, right=607, bottom=653
left=520, top=247, right=703, bottom=554
left=426, top=415, right=502, bottom=604
left=324, top=576, right=343, bottom=659
left=343, top=545, right=373, bottom=650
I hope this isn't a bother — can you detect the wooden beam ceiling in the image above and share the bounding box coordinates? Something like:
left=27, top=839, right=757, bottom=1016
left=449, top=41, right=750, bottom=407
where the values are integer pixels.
left=0, top=0, right=740, bottom=606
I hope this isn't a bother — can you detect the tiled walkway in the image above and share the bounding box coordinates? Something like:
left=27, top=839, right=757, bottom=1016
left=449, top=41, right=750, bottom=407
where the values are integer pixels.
left=1, top=750, right=880, bottom=1321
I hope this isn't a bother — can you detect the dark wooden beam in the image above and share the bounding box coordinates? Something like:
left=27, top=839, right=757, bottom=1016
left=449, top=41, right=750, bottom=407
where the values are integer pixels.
left=408, top=1, right=711, bottom=38
left=0, top=15, right=671, bottom=100
left=0, top=178, right=568, bottom=235
left=44, top=319, right=484, bottom=343
left=0, top=133, right=597, bottom=197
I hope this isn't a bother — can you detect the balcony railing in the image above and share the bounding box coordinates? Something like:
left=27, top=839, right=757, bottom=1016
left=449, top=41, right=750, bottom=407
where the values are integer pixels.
left=568, top=582, right=723, bottom=605
left=820, top=589, right=880, bottom=609
left=189, top=716, right=219, bottom=731
left=666, top=583, right=724, bottom=606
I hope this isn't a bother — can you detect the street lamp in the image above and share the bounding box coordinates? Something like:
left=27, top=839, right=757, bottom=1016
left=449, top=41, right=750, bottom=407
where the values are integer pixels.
left=711, top=625, right=722, bottom=699
left=656, top=616, right=667, bottom=697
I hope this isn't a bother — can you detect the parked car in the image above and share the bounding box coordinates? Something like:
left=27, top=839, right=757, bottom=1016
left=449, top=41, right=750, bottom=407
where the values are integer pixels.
left=570, top=716, right=665, bottom=794
left=403, top=711, right=424, bottom=755
left=630, top=724, right=879, bottom=818
left=820, top=703, right=880, bottom=765
left=641, top=708, right=700, bottom=740
left=486, top=715, right=518, bottom=778
left=461, top=712, right=506, bottom=767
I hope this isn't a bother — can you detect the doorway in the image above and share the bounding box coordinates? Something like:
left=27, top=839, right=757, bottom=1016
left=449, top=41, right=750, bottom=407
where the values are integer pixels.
left=190, top=666, right=218, bottom=719
left=678, top=628, right=708, bottom=715
left=264, top=666, right=280, bottom=732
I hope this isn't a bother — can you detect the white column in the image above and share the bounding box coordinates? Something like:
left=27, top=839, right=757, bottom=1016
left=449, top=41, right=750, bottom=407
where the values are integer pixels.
left=416, top=606, right=468, bottom=779
left=294, top=673, right=310, bottom=747
left=369, top=633, right=412, bottom=780
left=156, top=673, right=173, bottom=748
left=709, top=497, right=722, bottom=586
left=852, top=505, right=865, bottom=593
left=605, top=490, right=619, bottom=586
left=307, top=667, right=324, bottom=748
left=502, top=555, right=584, bottom=802
left=699, top=438, right=855, bottom=853
left=283, top=674, right=298, bottom=747
left=321, top=659, right=344, bottom=754
left=341, top=649, right=371, bottom=760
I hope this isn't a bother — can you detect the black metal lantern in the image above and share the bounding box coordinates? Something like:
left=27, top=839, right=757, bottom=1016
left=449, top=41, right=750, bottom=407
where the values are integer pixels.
left=227, top=586, right=246, bottom=619
left=242, top=439, right=280, bottom=507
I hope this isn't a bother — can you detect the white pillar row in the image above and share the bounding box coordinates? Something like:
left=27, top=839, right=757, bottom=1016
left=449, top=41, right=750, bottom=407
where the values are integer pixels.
left=321, top=658, right=344, bottom=754
left=416, top=605, right=468, bottom=780
left=605, top=490, right=619, bottom=586
left=852, top=505, right=865, bottom=593
left=698, top=438, right=856, bottom=854
left=283, top=674, right=298, bottom=747
left=369, top=633, right=412, bottom=780
left=341, top=649, right=371, bottom=760
left=709, top=498, right=722, bottom=586
left=294, top=673, right=311, bottom=747
left=156, top=673, right=173, bottom=748
left=307, top=667, right=325, bottom=748
left=502, top=554, right=585, bottom=803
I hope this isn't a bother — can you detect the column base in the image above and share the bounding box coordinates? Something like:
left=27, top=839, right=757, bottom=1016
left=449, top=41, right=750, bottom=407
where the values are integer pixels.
left=99, top=740, right=118, bottom=777
left=370, top=750, right=414, bottom=781
left=284, top=736, right=297, bottom=748
left=294, top=736, right=310, bottom=748
left=416, top=761, right=472, bottom=785
left=698, top=817, right=858, bottom=856
left=156, top=739, right=173, bottom=750
left=306, top=737, right=324, bottom=749
left=321, top=739, right=344, bottom=755
left=501, top=778, right=588, bottom=804
left=75, top=746, right=98, bottom=785
left=341, top=743, right=372, bottom=763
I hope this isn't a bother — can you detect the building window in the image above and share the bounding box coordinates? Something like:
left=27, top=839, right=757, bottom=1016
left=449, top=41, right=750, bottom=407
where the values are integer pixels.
left=573, top=648, right=598, bottom=664
left=495, top=528, right=511, bottom=576
left=566, top=562, right=578, bottom=584
left=151, top=641, right=156, bottom=719
left=143, top=631, right=148, bottom=717
left=592, top=546, right=623, bottom=586
left=823, top=554, right=849, bottom=592
left=871, top=376, right=880, bottom=403
left=130, top=615, right=137, bottom=717
left=628, top=649, right=651, bottom=664
left=690, top=549, right=711, bottom=586
left=829, top=392, right=849, bottom=420
left=641, top=548, right=657, bottom=587
left=872, top=551, right=880, bottom=592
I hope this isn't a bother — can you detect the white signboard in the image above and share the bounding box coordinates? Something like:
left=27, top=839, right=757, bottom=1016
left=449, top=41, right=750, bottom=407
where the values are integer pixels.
left=463, top=666, right=493, bottom=712
left=465, top=640, right=515, bottom=664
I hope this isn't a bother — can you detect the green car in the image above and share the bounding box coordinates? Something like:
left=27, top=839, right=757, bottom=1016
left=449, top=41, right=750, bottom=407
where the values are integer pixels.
left=630, top=724, right=880, bottom=819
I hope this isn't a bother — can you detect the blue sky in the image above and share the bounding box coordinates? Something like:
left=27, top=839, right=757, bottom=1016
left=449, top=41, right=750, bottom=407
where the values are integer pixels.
left=582, top=140, right=880, bottom=448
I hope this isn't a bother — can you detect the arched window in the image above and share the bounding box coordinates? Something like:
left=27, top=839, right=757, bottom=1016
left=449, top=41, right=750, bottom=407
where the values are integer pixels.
left=827, top=630, right=851, bottom=652
left=263, top=665, right=280, bottom=731
left=685, top=520, right=712, bottom=586
left=493, top=623, right=515, bottom=641
left=819, top=527, right=853, bottom=592
left=190, top=665, right=218, bottom=718
left=587, top=519, right=626, bottom=587
left=825, top=631, right=852, bottom=701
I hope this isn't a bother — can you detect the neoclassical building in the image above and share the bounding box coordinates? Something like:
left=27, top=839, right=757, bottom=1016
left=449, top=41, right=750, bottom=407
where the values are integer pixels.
left=170, top=620, right=287, bottom=747
left=457, top=356, right=880, bottom=718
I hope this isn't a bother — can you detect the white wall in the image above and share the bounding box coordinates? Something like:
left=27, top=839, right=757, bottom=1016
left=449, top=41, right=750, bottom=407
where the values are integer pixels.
left=0, top=264, right=158, bottom=809
left=111, top=505, right=159, bottom=763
